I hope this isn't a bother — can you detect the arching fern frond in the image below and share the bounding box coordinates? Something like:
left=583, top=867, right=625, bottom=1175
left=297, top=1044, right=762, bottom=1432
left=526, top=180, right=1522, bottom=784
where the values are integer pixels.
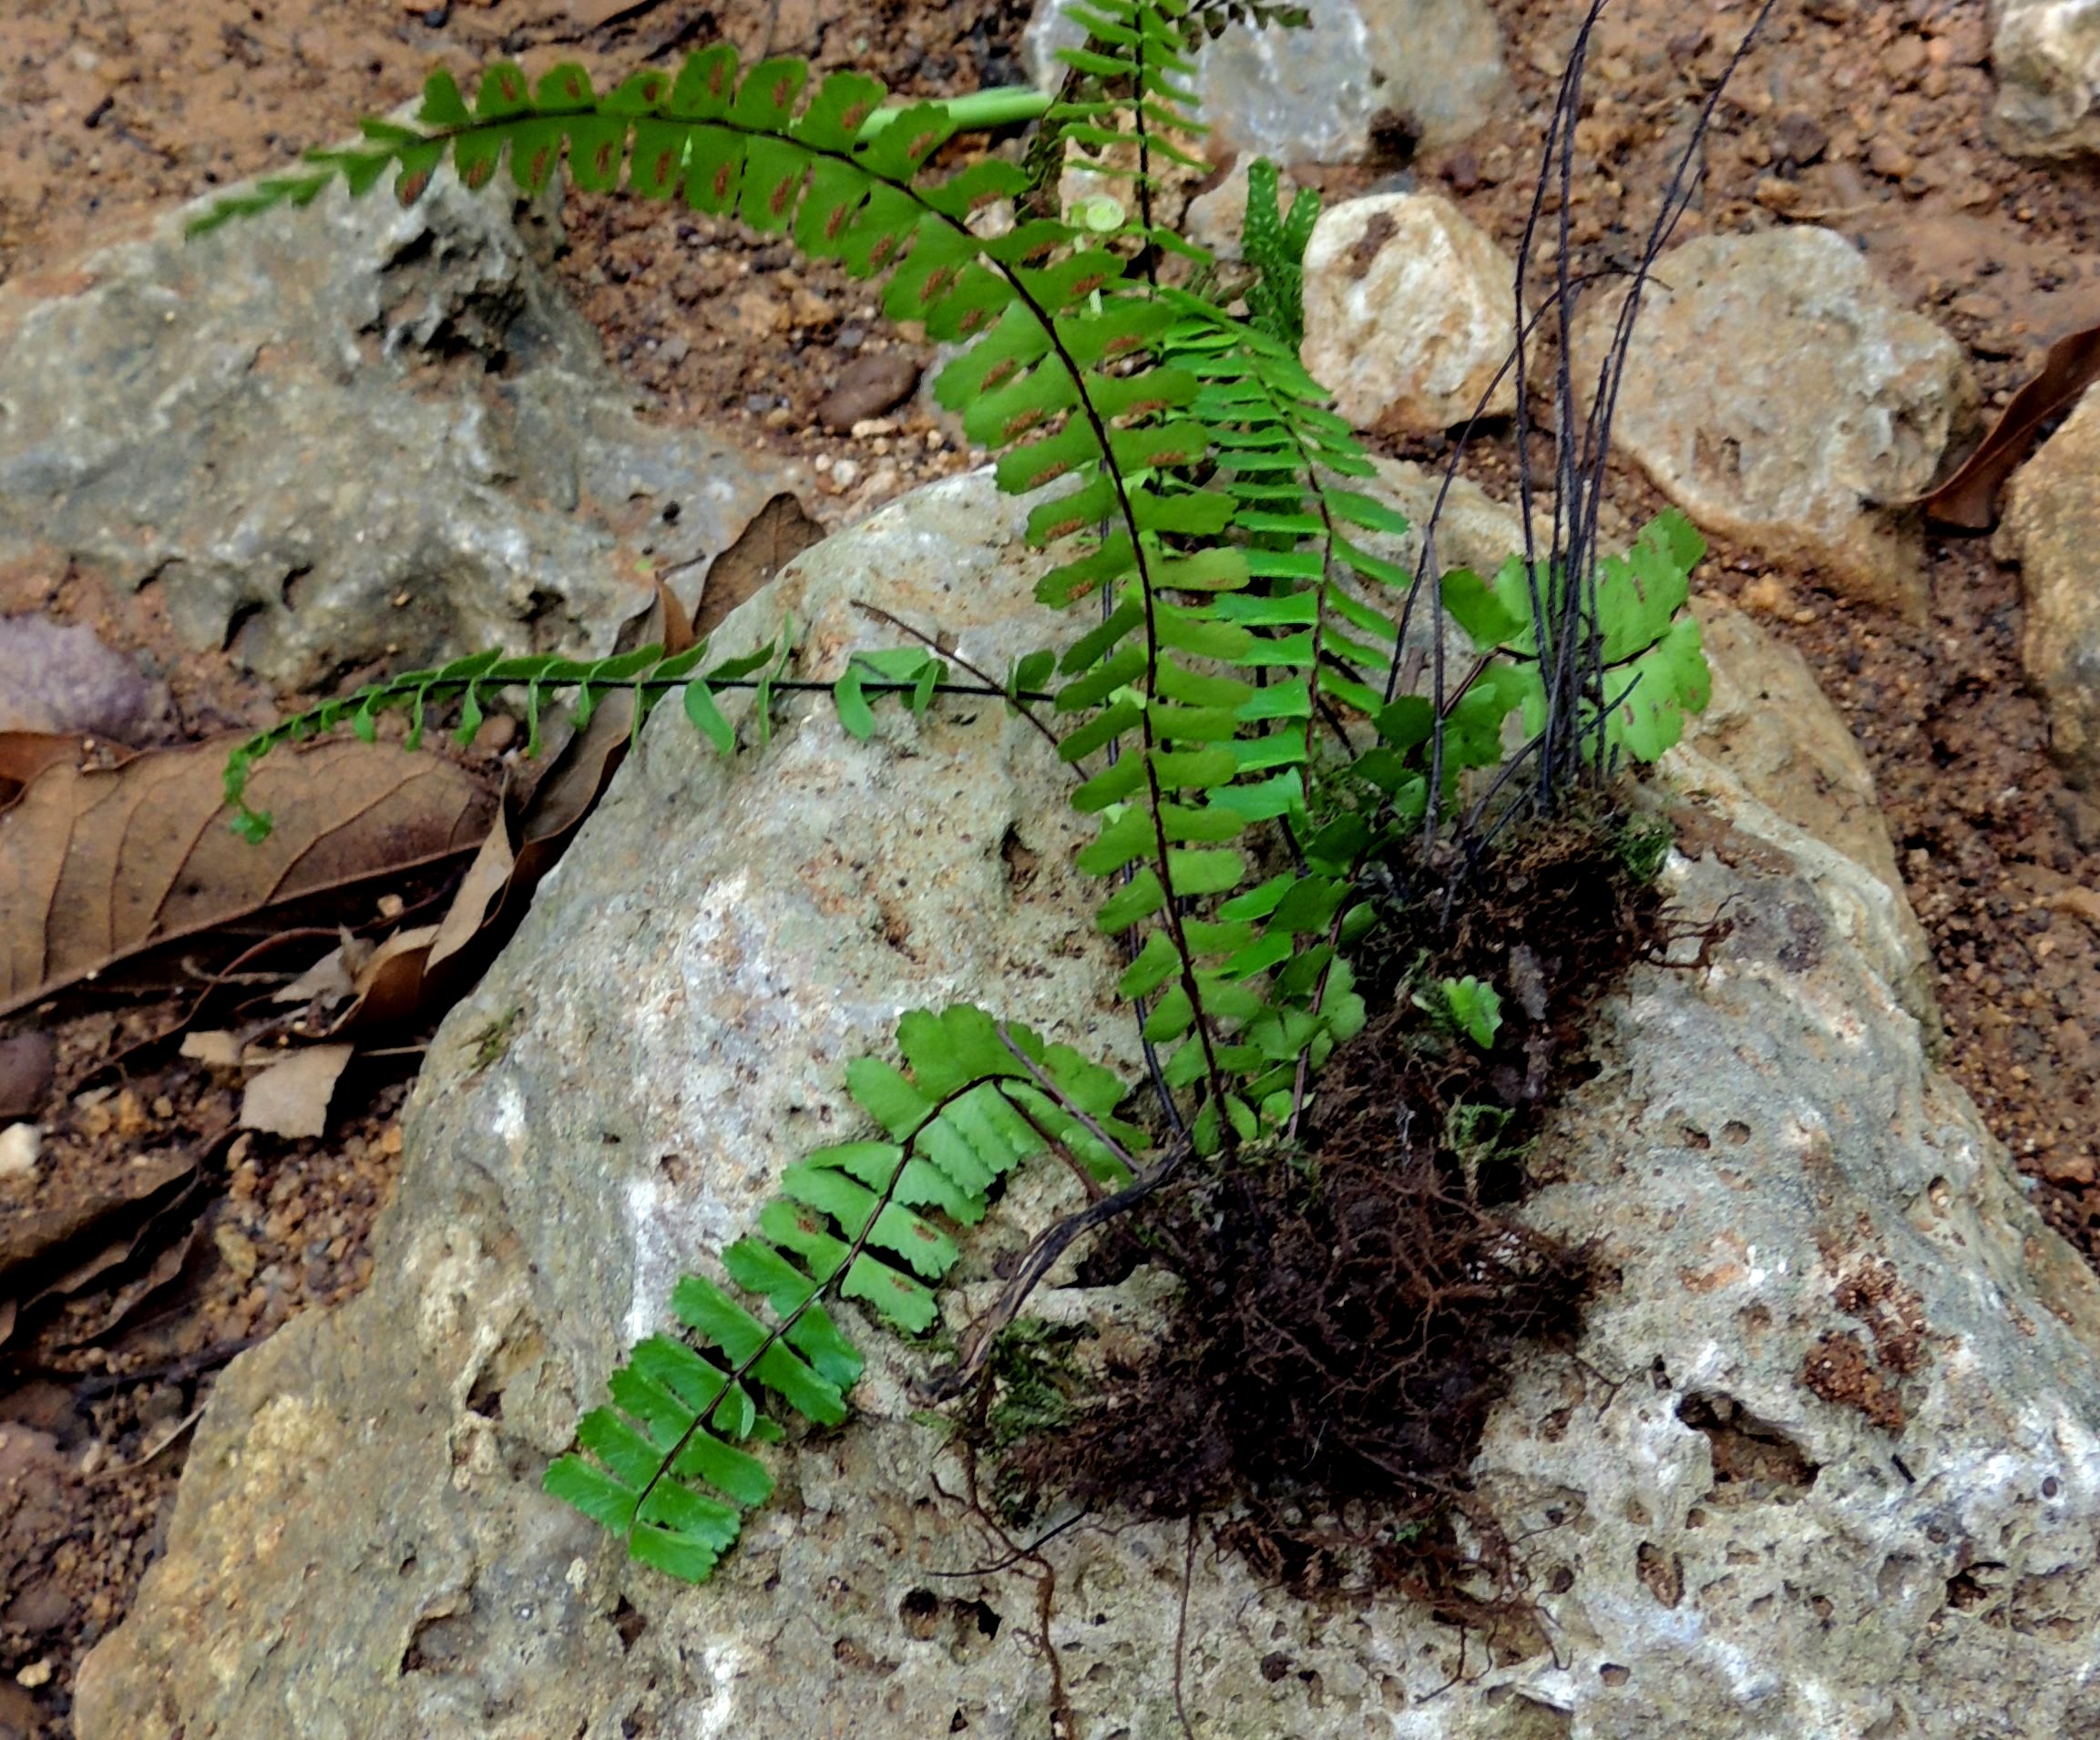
left=544, top=1006, right=1135, bottom=1582
left=218, top=635, right=1030, bottom=842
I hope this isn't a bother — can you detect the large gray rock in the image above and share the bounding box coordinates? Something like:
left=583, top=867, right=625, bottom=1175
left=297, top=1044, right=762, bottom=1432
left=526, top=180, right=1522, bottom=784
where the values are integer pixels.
left=1300, top=192, right=1517, bottom=435
left=1992, top=0, right=2100, bottom=157
left=1998, top=384, right=2100, bottom=786
left=1023, top=0, right=1509, bottom=163
left=77, top=474, right=2100, bottom=1738
left=0, top=177, right=797, bottom=690
left=1572, top=227, right=1976, bottom=621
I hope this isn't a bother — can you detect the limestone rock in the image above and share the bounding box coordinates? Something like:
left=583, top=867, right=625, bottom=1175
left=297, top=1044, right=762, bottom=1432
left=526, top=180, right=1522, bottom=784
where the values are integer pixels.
left=1997, top=384, right=2100, bottom=784
left=1677, top=599, right=1933, bottom=1018
left=1301, top=192, right=1517, bottom=434
left=0, top=177, right=797, bottom=691
left=1572, top=227, right=1976, bottom=620
left=1992, top=0, right=2100, bottom=157
left=73, top=469, right=1131, bottom=1740
left=1023, top=0, right=1509, bottom=164
left=79, top=476, right=2100, bottom=1739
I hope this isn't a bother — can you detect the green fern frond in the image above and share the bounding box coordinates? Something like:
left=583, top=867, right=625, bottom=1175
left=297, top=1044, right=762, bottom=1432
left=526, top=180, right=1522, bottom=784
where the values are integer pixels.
left=543, top=1006, right=1134, bottom=1581
left=1242, top=158, right=1319, bottom=345
left=1439, top=509, right=1711, bottom=765
left=218, top=636, right=1011, bottom=841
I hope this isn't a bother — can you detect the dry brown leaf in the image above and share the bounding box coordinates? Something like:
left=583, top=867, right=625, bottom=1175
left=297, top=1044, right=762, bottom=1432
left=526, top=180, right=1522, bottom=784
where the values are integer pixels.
left=0, top=735, right=494, bottom=1018
left=90, top=1401, right=205, bottom=1480
left=336, top=925, right=443, bottom=1029
left=322, top=561, right=706, bottom=1032
left=0, top=732, right=87, bottom=801
left=347, top=700, right=647, bottom=1031
left=657, top=575, right=697, bottom=659
left=694, top=491, right=826, bottom=640
left=271, top=928, right=370, bottom=1006
left=61, top=1223, right=199, bottom=1347
left=239, top=1043, right=354, bottom=1138
left=0, top=1151, right=193, bottom=1278
left=178, top=1030, right=243, bottom=1070
left=1921, top=322, right=2100, bottom=529
left=0, top=1151, right=199, bottom=1346
left=425, top=825, right=516, bottom=978
left=162, top=507, right=805, bottom=1041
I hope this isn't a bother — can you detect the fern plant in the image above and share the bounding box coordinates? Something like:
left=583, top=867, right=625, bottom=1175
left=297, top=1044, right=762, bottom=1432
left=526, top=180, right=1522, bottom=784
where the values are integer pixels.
left=211, top=0, right=1710, bottom=1587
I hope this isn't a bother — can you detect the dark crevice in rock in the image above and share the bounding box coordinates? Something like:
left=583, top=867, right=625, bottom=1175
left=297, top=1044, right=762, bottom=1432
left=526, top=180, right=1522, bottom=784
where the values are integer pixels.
left=1677, top=1392, right=1820, bottom=1503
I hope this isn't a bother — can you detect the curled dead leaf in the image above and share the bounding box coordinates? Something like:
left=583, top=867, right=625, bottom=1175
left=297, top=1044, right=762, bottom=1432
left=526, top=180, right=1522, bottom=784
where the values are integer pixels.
left=0, top=1151, right=200, bottom=1348
left=0, top=732, right=87, bottom=802
left=694, top=491, right=825, bottom=640
left=1921, top=322, right=2100, bottom=530
left=271, top=928, right=370, bottom=1007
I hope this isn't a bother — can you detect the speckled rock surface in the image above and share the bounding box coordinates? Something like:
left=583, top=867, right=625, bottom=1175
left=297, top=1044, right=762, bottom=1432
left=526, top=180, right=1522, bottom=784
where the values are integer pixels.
left=77, top=475, right=2100, bottom=1739
left=1023, top=0, right=1509, bottom=163
left=1997, top=384, right=2100, bottom=787
left=1992, top=0, right=2100, bottom=157
left=0, top=174, right=797, bottom=689
left=1357, top=454, right=1538, bottom=582
left=1684, top=597, right=1936, bottom=1019
left=1572, top=227, right=1976, bottom=621
left=1301, top=192, right=1518, bottom=435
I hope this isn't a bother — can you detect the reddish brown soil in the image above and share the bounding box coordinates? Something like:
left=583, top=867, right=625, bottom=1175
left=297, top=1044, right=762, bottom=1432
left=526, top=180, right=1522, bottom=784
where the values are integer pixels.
left=4, top=0, right=2100, bottom=1734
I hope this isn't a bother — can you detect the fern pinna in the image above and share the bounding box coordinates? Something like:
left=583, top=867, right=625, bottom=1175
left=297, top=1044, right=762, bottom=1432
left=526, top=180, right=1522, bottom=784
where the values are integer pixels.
left=210, top=0, right=1710, bottom=1585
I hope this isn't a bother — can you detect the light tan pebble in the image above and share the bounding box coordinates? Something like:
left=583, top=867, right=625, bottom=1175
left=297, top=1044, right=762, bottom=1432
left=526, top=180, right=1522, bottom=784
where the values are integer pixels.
left=0, top=1122, right=40, bottom=1180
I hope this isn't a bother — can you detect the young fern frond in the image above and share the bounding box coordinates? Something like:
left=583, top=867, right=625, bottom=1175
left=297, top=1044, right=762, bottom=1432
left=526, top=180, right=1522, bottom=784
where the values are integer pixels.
left=1241, top=158, right=1320, bottom=346
left=219, top=634, right=1016, bottom=841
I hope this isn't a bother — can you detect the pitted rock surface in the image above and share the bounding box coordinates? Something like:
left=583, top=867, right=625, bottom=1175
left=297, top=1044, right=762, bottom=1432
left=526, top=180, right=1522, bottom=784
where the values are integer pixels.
left=1997, top=384, right=2100, bottom=788
left=1023, top=0, right=1509, bottom=163
left=77, top=474, right=2100, bottom=1739
left=1300, top=192, right=1518, bottom=435
left=1992, top=0, right=2100, bottom=158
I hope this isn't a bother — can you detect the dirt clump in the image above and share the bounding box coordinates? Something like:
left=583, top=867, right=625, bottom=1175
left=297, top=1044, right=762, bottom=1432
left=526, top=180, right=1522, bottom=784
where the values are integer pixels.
left=995, top=810, right=1669, bottom=1597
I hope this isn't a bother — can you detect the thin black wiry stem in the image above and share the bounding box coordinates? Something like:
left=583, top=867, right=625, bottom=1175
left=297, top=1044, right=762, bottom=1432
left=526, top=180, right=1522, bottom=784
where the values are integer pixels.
left=1388, top=0, right=1777, bottom=856
left=851, top=599, right=1063, bottom=748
